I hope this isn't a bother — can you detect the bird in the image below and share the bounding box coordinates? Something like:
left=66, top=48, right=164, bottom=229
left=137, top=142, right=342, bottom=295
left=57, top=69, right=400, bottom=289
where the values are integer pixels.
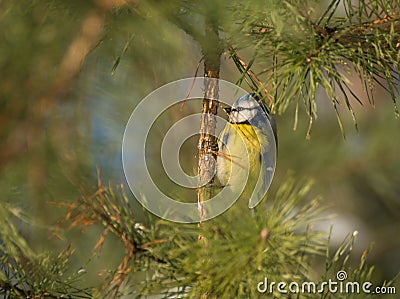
left=215, top=93, right=277, bottom=209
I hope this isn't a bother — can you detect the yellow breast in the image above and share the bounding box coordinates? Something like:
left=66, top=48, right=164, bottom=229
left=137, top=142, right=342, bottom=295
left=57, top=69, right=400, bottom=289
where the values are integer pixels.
left=216, top=123, right=264, bottom=191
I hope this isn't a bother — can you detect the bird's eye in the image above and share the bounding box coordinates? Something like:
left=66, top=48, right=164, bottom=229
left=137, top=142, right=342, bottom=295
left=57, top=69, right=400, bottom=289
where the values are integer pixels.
left=236, top=107, right=244, bottom=111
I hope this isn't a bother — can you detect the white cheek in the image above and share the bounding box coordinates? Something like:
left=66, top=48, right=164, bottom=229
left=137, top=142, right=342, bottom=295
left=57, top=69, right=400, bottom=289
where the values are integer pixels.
left=231, top=111, right=246, bottom=123
left=248, top=110, right=257, bottom=120
left=230, top=111, right=238, bottom=121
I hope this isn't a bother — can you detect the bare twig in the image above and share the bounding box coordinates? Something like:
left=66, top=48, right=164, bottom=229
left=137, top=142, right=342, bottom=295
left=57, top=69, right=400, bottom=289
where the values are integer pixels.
left=60, top=170, right=167, bottom=297
left=229, top=47, right=274, bottom=108
left=180, top=57, right=204, bottom=111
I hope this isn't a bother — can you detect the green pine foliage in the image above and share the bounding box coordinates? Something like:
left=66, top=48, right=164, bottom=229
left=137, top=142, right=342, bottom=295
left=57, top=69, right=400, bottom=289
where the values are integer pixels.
left=230, top=0, right=400, bottom=136
left=148, top=176, right=327, bottom=298
left=0, top=203, right=92, bottom=298
left=319, top=232, right=398, bottom=299
left=0, top=177, right=397, bottom=298
left=0, top=0, right=399, bottom=298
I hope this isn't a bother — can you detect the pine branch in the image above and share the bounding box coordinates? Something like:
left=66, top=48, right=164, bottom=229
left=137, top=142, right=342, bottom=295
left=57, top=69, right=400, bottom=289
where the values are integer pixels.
left=144, top=175, right=328, bottom=298
left=321, top=230, right=398, bottom=299
left=196, top=3, right=223, bottom=219
left=59, top=172, right=168, bottom=297
left=232, top=0, right=400, bottom=136
left=0, top=203, right=93, bottom=298
left=229, top=47, right=274, bottom=108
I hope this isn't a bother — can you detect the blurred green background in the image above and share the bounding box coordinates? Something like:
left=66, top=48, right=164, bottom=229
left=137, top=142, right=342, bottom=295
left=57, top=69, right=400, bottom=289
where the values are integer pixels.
left=0, top=0, right=398, bottom=290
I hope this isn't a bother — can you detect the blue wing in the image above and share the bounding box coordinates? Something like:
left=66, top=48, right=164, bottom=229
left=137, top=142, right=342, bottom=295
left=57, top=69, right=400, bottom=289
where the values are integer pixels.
left=248, top=121, right=277, bottom=209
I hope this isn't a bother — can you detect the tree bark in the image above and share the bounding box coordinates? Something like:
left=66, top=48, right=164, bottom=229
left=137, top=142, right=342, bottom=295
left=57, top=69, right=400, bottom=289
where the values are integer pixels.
left=197, top=14, right=222, bottom=219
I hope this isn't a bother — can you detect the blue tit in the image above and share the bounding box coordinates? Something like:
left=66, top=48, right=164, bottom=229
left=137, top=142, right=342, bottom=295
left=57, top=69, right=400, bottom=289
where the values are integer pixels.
left=216, top=94, right=277, bottom=208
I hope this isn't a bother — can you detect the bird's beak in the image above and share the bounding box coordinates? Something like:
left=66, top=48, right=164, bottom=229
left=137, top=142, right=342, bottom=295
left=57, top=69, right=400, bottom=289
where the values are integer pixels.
left=223, top=107, right=231, bottom=114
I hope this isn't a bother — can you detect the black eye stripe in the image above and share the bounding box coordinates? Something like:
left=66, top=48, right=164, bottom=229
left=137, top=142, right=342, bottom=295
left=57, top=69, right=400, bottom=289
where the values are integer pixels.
left=232, top=107, right=255, bottom=112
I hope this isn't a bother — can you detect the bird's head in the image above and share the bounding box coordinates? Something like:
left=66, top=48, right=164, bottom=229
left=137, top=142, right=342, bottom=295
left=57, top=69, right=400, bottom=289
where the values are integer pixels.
left=224, top=94, right=278, bottom=144
left=224, top=94, right=261, bottom=124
